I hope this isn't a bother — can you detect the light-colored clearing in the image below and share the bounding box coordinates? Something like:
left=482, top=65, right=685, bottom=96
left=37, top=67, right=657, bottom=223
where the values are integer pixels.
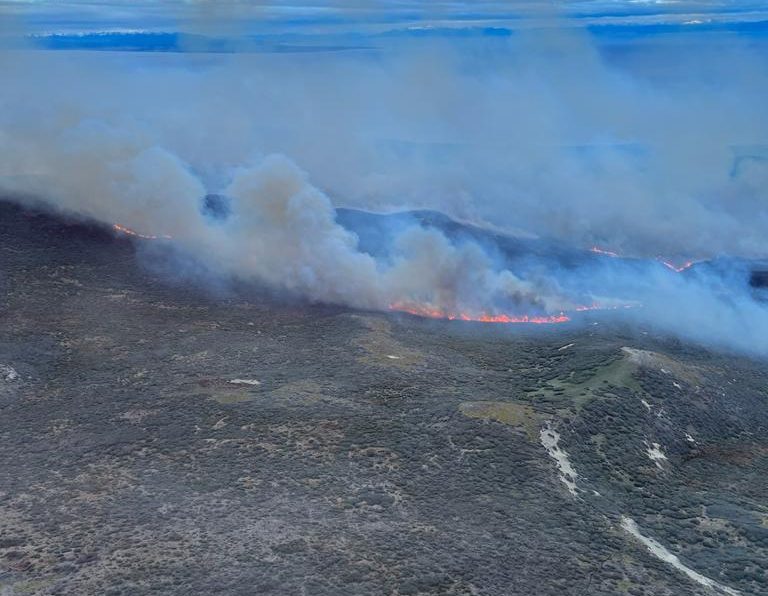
left=540, top=426, right=578, bottom=496
left=645, top=441, right=668, bottom=469
left=460, top=402, right=538, bottom=442
left=621, top=347, right=702, bottom=386
left=530, top=355, right=640, bottom=407
left=1, top=364, right=19, bottom=381
left=621, top=516, right=740, bottom=595
left=229, top=379, right=261, bottom=386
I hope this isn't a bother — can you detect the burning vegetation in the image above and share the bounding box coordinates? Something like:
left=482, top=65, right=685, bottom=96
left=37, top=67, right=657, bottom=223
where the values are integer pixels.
left=112, top=223, right=171, bottom=241
left=389, top=302, right=571, bottom=324
left=591, top=246, right=698, bottom=274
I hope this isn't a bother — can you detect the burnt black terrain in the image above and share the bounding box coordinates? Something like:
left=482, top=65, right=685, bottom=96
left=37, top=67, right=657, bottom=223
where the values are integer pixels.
left=1, top=200, right=767, bottom=595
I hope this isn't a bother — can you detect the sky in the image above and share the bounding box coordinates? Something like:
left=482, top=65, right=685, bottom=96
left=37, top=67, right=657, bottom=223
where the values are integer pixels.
left=2, top=1, right=768, bottom=38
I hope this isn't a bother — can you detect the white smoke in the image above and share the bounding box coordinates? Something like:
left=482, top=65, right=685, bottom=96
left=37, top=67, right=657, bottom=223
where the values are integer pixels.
left=0, top=107, right=568, bottom=315
left=1, top=6, right=768, bottom=355
left=0, top=119, right=209, bottom=240
left=222, top=155, right=383, bottom=309
left=384, top=226, right=568, bottom=314
left=197, top=154, right=568, bottom=314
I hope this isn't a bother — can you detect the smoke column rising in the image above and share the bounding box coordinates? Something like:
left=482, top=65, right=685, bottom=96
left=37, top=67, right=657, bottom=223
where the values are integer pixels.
left=1, top=2, right=768, bottom=355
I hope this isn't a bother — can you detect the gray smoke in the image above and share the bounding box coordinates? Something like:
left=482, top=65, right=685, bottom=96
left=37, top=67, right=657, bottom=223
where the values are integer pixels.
left=1, top=6, right=768, bottom=355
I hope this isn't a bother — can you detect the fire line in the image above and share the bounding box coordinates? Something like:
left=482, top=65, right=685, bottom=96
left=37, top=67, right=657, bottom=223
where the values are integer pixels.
left=389, top=300, right=639, bottom=325
left=112, top=223, right=172, bottom=241
left=590, top=245, right=697, bottom=274
left=389, top=302, right=570, bottom=325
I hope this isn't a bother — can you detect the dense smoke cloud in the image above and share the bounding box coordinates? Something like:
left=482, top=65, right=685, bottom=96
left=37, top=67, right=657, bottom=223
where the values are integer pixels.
left=3, top=23, right=766, bottom=257
left=1, top=6, right=768, bottom=355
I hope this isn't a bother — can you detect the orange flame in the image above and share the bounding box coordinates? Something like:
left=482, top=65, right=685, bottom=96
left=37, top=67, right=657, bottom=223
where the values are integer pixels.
left=590, top=245, right=698, bottom=274
left=659, top=259, right=695, bottom=273
left=389, top=302, right=570, bottom=324
left=112, top=223, right=172, bottom=241
left=590, top=246, right=620, bottom=258
left=390, top=299, right=640, bottom=325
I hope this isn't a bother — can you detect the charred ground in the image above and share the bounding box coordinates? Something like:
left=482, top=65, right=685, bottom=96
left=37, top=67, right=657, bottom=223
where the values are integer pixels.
left=0, top=200, right=767, bottom=595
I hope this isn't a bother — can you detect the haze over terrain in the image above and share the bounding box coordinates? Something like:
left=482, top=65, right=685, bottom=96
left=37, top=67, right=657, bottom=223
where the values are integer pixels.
left=1, top=0, right=768, bottom=355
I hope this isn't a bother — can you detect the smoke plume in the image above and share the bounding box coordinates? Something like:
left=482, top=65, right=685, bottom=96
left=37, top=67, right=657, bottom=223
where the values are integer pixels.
left=1, top=3, right=768, bottom=355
